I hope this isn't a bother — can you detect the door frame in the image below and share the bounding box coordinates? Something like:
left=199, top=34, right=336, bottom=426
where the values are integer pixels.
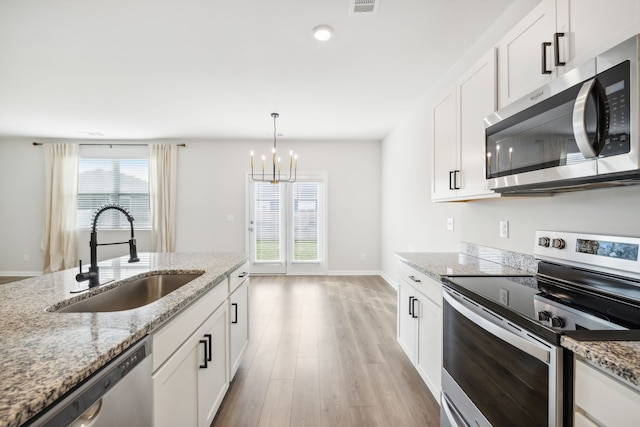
left=245, top=172, right=328, bottom=275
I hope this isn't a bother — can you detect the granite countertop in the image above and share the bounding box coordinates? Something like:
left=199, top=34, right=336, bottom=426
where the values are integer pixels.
left=397, top=250, right=640, bottom=391
left=562, top=333, right=640, bottom=390
left=0, top=252, right=248, bottom=427
left=395, top=251, right=532, bottom=281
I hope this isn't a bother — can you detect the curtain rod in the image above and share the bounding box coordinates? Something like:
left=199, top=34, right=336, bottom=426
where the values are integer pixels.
left=32, top=142, right=186, bottom=147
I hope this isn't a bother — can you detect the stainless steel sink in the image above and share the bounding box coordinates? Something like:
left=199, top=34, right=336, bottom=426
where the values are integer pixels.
left=55, top=272, right=204, bottom=313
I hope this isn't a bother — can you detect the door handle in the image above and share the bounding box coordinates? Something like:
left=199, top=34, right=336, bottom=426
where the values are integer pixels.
left=409, top=296, right=415, bottom=316
left=205, top=333, right=212, bottom=362
left=573, top=78, right=607, bottom=159
left=248, top=227, right=254, bottom=232
left=411, top=297, right=419, bottom=319
left=232, top=303, right=238, bottom=324
left=541, top=42, right=552, bottom=74
left=199, top=339, right=208, bottom=369
left=449, top=171, right=454, bottom=190
left=453, top=170, right=461, bottom=190
left=554, top=32, right=565, bottom=66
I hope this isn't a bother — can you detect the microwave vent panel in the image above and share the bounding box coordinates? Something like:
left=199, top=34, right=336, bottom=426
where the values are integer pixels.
left=349, top=0, right=379, bottom=15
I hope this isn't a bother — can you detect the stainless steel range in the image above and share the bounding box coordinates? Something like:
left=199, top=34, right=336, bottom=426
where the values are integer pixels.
left=440, top=231, right=640, bottom=427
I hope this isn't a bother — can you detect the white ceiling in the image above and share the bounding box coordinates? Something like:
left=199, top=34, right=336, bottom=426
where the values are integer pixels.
left=0, top=0, right=514, bottom=141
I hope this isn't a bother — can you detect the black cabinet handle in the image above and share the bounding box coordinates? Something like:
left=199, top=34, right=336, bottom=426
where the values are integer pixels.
left=408, top=275, right=421, bottom=283
left=411, top=298, right=419, bottom=319
left=205, top=334, right=212, bottom=362
left=541, top=42, right=552, bottom=74
left=554, top=32, right=565, bottom=66
left=232, top=303, right=238, bottom=324
left=449, top=171, right=454, bottom=190
left=238, top=272, right=249, bottom=278
left=453, top=170, right=461, bottom=190
left=199, top=339, right=208, bottom=369
left=409, top=296, right=414, bottom=316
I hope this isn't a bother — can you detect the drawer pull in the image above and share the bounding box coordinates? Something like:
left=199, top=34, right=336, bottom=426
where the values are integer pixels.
left=409, top=296, right=415, bottom=316
left=238, top=272, right=249, bottom=278
left=408, top=275, right=421, bottom=283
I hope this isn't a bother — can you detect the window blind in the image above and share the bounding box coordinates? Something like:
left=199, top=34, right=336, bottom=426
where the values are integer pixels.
left=254, top=182, right=281, bottom=262
left=77, top=158, right=151, bottom=229
left=292, top=181, right=319, bottom=262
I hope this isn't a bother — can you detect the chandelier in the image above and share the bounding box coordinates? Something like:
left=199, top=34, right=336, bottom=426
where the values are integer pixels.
left=250, top=113, right=297, bottom=184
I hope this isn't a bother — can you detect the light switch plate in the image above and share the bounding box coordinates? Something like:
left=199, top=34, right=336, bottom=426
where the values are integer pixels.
left=499, top=288, right=509, bottom=305
left=500, top=220, right=509, bottom=238
left=447, top=218, right=454, bottom=231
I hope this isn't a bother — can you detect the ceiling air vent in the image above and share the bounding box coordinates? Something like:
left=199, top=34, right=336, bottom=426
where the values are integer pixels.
left=349, top=0, right=379, bottom=15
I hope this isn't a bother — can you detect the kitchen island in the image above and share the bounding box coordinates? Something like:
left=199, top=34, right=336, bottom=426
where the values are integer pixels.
left=0, top=252, right=248, bottom=427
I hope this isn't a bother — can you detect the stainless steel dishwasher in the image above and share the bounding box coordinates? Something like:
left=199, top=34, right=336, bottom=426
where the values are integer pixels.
left=28, top=336, right=152, bottom=427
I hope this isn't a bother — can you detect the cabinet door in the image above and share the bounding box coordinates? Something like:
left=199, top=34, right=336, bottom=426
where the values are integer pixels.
left=198, top=304, right=229, bottom=427
left=153, top=334, right=199, bottom=427
left=498, top=0, right=557, bottom=108
left=456, top=48, right=497, bottom=200
left=559, top=0, right=640, bottom=70
left=432, top=88, right=458, bottom=200
left=397, top=280, right=417, bottom=362
left=229, top=278, right=249, bottom=379
left=415, top=289, right=442, bottom=401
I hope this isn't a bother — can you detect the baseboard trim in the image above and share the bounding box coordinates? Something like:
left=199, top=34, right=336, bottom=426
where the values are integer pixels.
left=327, top=270, right=382, bottom=276
left=0, top=271, right=42, bottom=277
left=379, top=272, right=397, bottom=291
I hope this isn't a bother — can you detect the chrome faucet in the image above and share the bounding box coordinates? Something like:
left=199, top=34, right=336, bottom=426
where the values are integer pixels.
left=76, top=204, right=140, bottom=287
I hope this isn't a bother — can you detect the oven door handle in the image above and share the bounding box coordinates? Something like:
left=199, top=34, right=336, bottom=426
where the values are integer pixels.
left=441, top=393, right=470, bottom=427
left=443, top=291, right=550, bottom=364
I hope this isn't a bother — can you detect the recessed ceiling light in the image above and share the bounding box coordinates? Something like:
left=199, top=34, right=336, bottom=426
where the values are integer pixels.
left=312, top=25, right=334, bottom=42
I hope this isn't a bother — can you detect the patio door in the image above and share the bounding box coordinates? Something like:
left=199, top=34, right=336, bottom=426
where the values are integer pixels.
left=247, top=176, right=327, bottom=275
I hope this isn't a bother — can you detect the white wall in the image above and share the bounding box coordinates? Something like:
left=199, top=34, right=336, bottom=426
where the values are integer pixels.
left=0, top=137, right=381, bottom=275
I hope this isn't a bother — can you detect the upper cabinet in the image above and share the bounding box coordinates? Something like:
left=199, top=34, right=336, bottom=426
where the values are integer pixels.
left=432, top=49, right=498, bottom=202
left=498, top=0, right=640, bottom=108
left=497, top=0, right=560, bottom=108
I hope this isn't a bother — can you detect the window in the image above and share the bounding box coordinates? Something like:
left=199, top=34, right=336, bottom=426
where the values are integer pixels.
left=292, top=182, right=320, bottom=262
left=77, top=158, right=150, bottom=229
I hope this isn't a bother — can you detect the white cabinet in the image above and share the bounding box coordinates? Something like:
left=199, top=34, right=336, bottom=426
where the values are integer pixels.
left=432, top=49, right=498, bottom=201
left=396, top=261, right=443, bottom=400
left=397, top=279, right=418, bottom=361
left=153, top=302, right=228, bottom=427
left=151, top=261, right=251, bottom=427
left=432, top=88, right=458, bottom=200
left=498, top=0, right=640, bottom=108
left=415, top=291, right=442, bottom=396
left=560, top=0, right=640, bottom=69
left=497, top=0, right=559, bottom=108
left=574, top=358, right=640, bottom=427
left=229, top=266, right=249, bottom=379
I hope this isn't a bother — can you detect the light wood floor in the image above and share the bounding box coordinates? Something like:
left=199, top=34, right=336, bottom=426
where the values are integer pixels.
left=213, top=275, right=440, bottom=427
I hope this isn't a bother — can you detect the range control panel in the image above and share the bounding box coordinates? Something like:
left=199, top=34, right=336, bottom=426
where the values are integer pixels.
left=534, top=230, right=640, bottom=279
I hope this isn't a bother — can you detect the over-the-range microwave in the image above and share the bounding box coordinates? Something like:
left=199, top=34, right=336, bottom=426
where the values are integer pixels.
left=484, top=34, right=640, bottom=194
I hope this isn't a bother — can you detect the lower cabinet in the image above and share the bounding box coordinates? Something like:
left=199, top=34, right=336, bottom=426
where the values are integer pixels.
left=153, top=302, right=228, bottom=427
left=396, top=261, right=443, bottom=400
left=574, top=357, right=640, bottom=427
left=229, top=276, right=249, bottom=379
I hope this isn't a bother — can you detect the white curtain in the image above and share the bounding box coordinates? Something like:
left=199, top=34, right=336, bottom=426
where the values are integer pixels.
left=41, top=143, right=79, bottom=273
left=149, top=144, right=177, bottom=252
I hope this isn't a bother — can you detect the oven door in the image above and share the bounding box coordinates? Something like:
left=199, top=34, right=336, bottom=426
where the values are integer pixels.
left=441, top=287, right=563, bottom=427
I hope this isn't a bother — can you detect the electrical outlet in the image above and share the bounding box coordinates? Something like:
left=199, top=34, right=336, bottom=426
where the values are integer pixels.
left=23, top=254, right=29, bottom=262
left=226, top=214, right=235, bottom=222
left=360, top=253, right=366, bottom=261
left=499, top=288, right=509, bottom=305
left=446, top=218, right=454, bottom=231
left=499, top=220, right=509, bottom=238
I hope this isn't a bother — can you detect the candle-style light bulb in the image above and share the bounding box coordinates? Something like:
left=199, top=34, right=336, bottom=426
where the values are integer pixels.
left=250, top=151, right=254, bottom=167
left=262, top=155, right=266, bottom=172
